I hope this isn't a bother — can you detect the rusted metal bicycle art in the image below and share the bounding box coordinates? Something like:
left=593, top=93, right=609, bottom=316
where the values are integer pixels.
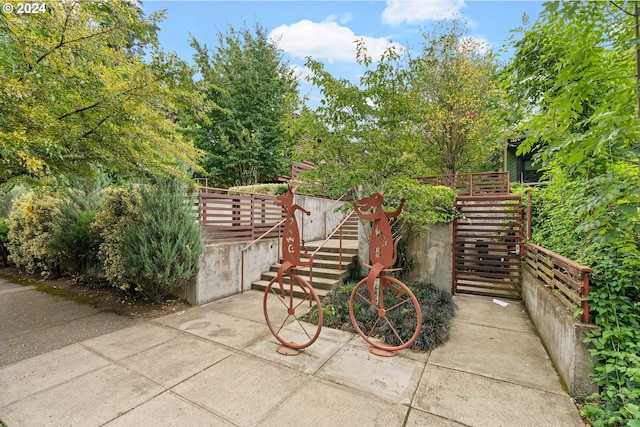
left=263, top=189, right=421, bottom=358
left=263, top=187, right=323, bottom=355
left=349, top=192, right=422, bottom=357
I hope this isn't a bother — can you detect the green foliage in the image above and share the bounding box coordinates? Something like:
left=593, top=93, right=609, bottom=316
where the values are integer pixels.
left=0, top=218, right=9, bottom=266
left=120, top=179, right=204, bottom=303
left=47, top=175, right=109, bottom=276
left=306, top=281, right=456, bottom=352
left=384, top=177, right=457, bottom=231
left=6, top=192, right=61, bottom=276
left=295, top=25, right=501, bottom=222
left=227, top=183, right=288, bottom=196
left=410, top=21, right=506, bottom=174
left=507, top=3, right=640, bottom=423
left=0, top=1, right=203, bottom=185
left=295, top=41, right=416, bottom=201
left=189, top=23, right=299, bottom=186
left=92, top=186, right=141, bottom=291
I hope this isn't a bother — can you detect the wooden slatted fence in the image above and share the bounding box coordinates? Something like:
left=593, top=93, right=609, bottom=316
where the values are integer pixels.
left=523, top=243, right=592, bottom=322
left=197, top=188, right=285, bottom=243
left=453, top=195, right=524, bottom=299
left=416, top=171, right=510, bottom=196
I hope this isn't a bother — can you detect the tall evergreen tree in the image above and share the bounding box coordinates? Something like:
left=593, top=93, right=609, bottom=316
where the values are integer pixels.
left=190, top=24, right=300, bottom=187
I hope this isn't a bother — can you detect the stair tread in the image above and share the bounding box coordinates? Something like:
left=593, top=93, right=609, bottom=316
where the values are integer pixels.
left=251, top=280, right=339, bottom=297
left=251, top=280, right=331, bottom=298
left=261, top=271, right=344, bottom=283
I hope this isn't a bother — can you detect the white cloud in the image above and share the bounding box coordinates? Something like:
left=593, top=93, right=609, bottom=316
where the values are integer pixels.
left=270, top=19, right=402, bottom=64
left=382, top=0, right=466, bottom=26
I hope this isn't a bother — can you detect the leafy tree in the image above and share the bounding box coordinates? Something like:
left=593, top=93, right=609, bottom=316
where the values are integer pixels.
left=0, top=1, right=203, bottom=186
left=410, top=22, right=505, bottom=174
left=295, top=41, right=416, bottom=200
left=506, top=2, right=640, bottom=424
left=189, top=23, right=300, bottom=187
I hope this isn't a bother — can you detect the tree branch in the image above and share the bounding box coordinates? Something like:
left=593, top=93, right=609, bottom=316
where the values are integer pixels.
left=609, top=1, right=634, bottom=17
left=57, top=101, right=102, bottom=120
left=81, top=116, right=110, bottom=139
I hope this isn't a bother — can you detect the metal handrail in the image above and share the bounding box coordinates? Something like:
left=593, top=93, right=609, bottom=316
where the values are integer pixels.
left=240, top=218, right=286, bottom=293
left=308, top=210, right=356, bottom=285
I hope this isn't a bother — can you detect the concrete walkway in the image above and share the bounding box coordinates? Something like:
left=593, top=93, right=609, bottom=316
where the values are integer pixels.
left=0, top=277, right=584, bottom=426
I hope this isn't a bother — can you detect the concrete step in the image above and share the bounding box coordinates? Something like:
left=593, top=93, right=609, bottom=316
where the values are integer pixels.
left=296, top=258, right=355, bottom=270
left=260, top=268, right=349, bottom=289
left=305, top=241, right=359, bottom=254
left=251, top=217, right=360, bottom=298
left=330, top=232, right=358, bottom=239
left=251, top=279, right=332, bottom=299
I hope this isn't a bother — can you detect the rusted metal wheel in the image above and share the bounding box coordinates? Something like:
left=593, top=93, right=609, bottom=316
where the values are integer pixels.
left=349, top=275, right=422, bottom=353
left=263, top=273, right=323, bottom=350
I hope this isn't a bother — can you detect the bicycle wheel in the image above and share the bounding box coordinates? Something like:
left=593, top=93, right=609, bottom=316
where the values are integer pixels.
left=349, top=275, right=422, bottom=352
left=263, top=273, right=323, bottom=350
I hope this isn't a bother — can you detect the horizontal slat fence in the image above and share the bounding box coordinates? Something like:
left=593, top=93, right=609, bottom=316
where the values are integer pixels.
left=453, top=195, right=524, bottom=299
left=524, top=243, right=592, bottom=322
left=198, top=187, right=285, bottom=243
left=416, top=171, right=510, bottom=196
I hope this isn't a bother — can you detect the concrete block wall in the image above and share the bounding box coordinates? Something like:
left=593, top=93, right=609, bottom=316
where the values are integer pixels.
left=521, top=269, right=599, bottom=399
left=188, top=195, right=348, bottom=305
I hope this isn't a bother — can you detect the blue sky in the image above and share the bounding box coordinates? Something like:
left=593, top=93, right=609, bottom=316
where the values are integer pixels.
left=143, top=1, right=544, bottom=105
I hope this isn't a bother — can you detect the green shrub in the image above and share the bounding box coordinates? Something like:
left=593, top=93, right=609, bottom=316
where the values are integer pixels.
left=120, top=179, right=204, bottom=302
left=6, top=192, right=62, bottom=276
left=228, top=183, right=288, bottom=195
left=0, top=185, right=28, bottom=218
left=48, top=182, right=106, bottom=277
left=308, top=281, right=456, bottom=351
left=384, top=176, right=458, bottom=232
left=49, top=204, right=102, bottom=276
left=92, top=186, right=141, bottom=290
left=0, top=218, right=9, bottom=266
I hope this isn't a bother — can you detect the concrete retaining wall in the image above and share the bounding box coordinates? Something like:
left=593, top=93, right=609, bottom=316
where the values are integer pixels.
left=294, top=194, right=346, bottom=242
left=357, top=222, right=453, bottom=295
left=403, top=223, right=453, bottom=294
left=186, top=195, right=348, bottom=305
left=521, top=268, right=599, bottom=399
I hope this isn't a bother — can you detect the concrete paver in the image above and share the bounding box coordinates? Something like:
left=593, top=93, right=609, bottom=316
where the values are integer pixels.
left=258, top=377, right=408, bottom=427
left=0, top=281, right=585, bottom=427
left=430, top=322, right=565, bottom=393
left=316, top=341, right=425, bottom=405
left=172, top=352, right=308, bottom=426
left=413, top=364, right=583, bottom=427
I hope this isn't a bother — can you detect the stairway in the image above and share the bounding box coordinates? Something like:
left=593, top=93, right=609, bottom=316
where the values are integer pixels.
left=251, top=215, right=359, bottom=299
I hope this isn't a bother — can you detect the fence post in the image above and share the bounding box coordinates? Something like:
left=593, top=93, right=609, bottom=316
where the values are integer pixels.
left=581, top=272, right=590, bottom=323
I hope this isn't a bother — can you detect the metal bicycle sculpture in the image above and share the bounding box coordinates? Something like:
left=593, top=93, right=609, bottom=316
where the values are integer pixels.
left=263, top=187, right=323, bottom=356
left=263, top=189, right=421, bottom=358
left=349, top=192, right=422, bottom=357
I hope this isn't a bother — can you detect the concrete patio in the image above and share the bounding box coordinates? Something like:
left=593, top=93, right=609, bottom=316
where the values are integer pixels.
left=0, top=277, right=584, bottom=426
